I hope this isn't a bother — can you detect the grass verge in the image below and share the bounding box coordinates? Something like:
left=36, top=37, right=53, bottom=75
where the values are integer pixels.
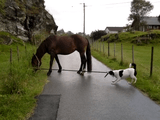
left=0, top=42, right=50, bottom=119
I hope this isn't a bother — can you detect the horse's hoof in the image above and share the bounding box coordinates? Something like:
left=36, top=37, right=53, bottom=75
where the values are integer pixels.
left=58, top=69, right=62, bottom=73
left=80, top=72, right=84, bottom=76
left=77, top=71, right=84, bottom=76
left=77, top=71, right=81, bottom=74
left=47, top=71, right=51, bottom=76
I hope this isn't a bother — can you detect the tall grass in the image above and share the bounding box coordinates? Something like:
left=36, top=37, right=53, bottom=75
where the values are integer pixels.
left=91, top=41, right=160, bottom=104
left=0, top=43, right=50, bottom=119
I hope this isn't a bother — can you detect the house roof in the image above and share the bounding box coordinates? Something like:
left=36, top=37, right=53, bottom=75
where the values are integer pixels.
left=106, top=27, right=124, bottom=31
left=141, top=17, right=160, bottom=25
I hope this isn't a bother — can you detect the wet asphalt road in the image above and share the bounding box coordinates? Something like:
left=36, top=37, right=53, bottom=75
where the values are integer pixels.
left=42, top=51, right=160, bottom=120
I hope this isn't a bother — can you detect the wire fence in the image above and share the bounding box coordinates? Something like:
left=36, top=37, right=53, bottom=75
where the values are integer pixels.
left=90, top=39, right=155, bottom=77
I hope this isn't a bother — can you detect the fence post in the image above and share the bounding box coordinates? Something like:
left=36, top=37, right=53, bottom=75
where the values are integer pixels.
left=10, top=48, right=12, bottom=74
left=17, top=46, right=19, bottom=62
left=114, top=43, right=116, bottom=58
left=103, top=40, right=104, bottom=54
left=10, top=48, right=12, bottom=64
left=34, top=35, right=36, bottom=45
left=132, top=45, right=134, bottom=63
left=100, top=41, right=101, bottom=52
left=121, top=44, right=123, bottom=64
left=108, top=42, right=110, bottom=56
left=150, top=46, right=154, bottom=77
left=96, top=41, right=98, bottom=51
left=25, top=45, right=27, bottom=56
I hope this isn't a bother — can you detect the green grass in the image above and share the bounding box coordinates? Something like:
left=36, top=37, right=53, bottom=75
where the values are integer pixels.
left=91, top=41, right=160, bottom=104
left=0, top=34, right=50, bottom=119
left=101, top=30, right=160, bottom=44
left=0, top=31, right=24, bottom=45
left=0, top=0, right=6, bottom=14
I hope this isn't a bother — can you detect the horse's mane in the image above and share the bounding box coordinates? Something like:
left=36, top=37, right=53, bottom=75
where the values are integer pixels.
left=36, top=35, right=54, bottom=57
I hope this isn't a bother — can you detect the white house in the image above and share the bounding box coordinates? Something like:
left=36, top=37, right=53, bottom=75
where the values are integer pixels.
left=105, top=27, right=125, bottom=34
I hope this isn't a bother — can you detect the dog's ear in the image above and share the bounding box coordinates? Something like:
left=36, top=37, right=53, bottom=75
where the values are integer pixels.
left=104, top=71, right=115, bottom=78
left=109, top=71, right=114, bottom=76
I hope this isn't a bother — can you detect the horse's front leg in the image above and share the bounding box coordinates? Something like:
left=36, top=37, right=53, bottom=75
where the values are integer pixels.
left=55, top=55, right=62, bottom=73
left=47, top=54, right=55, bottom=76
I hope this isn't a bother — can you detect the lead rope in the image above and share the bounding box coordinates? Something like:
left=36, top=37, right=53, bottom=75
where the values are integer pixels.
left=35, top=67, right=108, bottom=74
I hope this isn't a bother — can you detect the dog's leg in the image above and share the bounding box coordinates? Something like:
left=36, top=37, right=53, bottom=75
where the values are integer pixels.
left=128, top=76, right=137, bottom=85
left=134, top=77, right=137, bottom=84
left=112, top=78, right=121, bottom=85
left=112, top=79, right=117, bottom=83
left=128, top=79, right=134, bottom=85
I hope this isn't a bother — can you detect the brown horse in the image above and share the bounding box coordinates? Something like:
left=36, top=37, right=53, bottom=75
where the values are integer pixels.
left=31, top=34, right=92, bottom=76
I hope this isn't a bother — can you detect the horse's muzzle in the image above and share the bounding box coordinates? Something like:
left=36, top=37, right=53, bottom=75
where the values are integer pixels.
left=33, top=67, right=39, bottom=72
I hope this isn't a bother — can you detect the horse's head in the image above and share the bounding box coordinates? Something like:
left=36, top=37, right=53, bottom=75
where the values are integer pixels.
left=31, top=54, right=42, bottom=70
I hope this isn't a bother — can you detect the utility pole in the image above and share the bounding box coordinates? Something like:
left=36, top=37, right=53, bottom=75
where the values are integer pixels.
left=83, top=3, right=85, bottom=36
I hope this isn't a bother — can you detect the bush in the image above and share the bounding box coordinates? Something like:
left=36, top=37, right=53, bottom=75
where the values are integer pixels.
left=91, top=30, right=106, bottom=40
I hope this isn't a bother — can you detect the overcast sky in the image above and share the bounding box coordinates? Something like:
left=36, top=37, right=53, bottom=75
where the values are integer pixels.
left=44, top=0, right=160, bottom=34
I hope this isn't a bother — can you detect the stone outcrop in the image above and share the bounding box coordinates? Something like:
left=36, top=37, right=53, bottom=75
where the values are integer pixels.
left=0, top=0, right=58, bottom=41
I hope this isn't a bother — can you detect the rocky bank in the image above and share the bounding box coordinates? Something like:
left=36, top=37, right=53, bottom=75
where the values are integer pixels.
left=0, top=0, right=58, bottom=41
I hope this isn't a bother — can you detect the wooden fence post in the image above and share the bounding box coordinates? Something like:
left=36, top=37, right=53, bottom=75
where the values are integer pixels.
left=103, top=41, right=104, bottom=54
left=25, top=45, right=27, bottom=56
left=108, top=42, right=110, bottom=56
left=10, top=48, right=12, bottom=74
left=114, top=43, right=116, bottom=58
left=121, top=44, right=123, bottom=64
left=150, top=46, right=154, bottom=77
left=93, top=41, right=96, bottom=49
left=34, top=35, right=36, bottom=45
left=17, top=46, right=19, bottom=62
left=132, top=45, right=134, bottom=63
left=100, top=42, right=101, bottom=52
left=96, top=41, right=98, bottom=51
left=10, top=48, right=12, bottom=64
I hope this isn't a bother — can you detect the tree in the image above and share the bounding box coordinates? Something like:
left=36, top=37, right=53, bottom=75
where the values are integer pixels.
left=128, top=0, right=153, bottom=30
left=91, top=30, right=106, bottom=41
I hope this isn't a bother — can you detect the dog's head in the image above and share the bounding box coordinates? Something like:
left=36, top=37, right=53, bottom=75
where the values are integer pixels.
left=104, top=71, right=114, bottom=77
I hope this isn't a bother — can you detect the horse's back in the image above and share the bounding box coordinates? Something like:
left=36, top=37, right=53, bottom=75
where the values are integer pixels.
left=70, top=34, right=88, bottom=51
left=44, top=34, right=88, bottom=54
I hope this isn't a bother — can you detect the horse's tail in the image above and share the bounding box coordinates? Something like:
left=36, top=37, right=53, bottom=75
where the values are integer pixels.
left=86, top=40, right=92, bottom=72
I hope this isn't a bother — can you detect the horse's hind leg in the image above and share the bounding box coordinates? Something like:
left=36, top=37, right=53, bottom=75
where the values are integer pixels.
left=55, top=55, right=62, bottom=73
left=78, top=53, right=86, bottom=75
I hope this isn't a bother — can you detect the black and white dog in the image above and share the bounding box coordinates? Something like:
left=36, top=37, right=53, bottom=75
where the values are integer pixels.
left=104, top=63, right=137, bottom=85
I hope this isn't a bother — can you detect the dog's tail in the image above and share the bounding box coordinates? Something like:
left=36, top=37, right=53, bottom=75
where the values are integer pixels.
left=129, top=63, right=137, bottom=76
left=129, top=63, right=136, bottom=69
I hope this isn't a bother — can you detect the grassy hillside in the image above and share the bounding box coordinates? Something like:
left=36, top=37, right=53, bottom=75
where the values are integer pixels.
left=0, top=32, right=50, bottom=119
left=101, top=30, right=160, bottom=44
left=91, top=31, right=160, bottom=104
